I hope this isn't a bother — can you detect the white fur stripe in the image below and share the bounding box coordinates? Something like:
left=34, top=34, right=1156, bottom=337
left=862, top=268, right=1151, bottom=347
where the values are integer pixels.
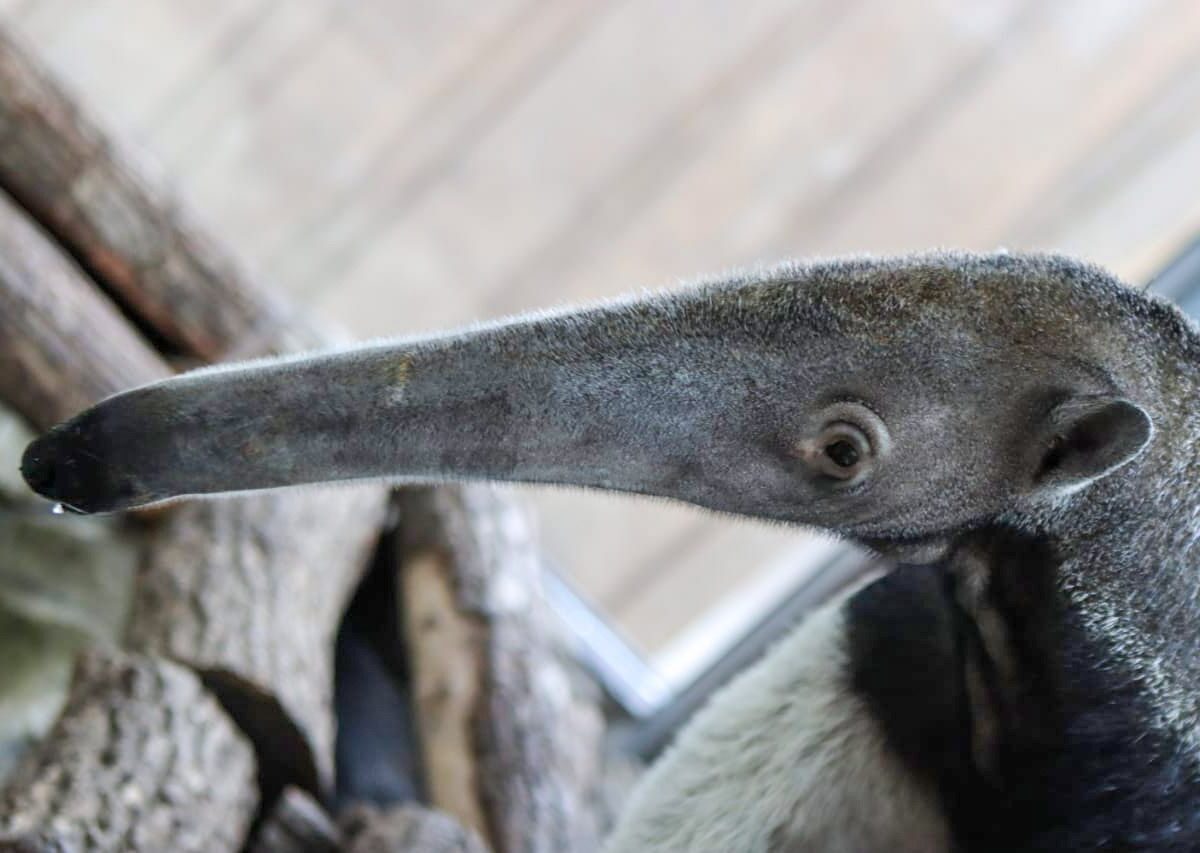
left=605, top=597, right=952, bottom=853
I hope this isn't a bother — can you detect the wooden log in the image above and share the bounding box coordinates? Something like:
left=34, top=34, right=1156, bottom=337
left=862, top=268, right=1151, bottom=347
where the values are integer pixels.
left=251, top=787, right=340, bottom=853
left=252, top=793, right=491, bottom=853
left=0, top=649, right=257, bottom=852
left=339, top=804, right=488, bottom=853
left=129, top=487, right=388, bottom=797
left=0, top=188, right=167, bottom=431
left=0, top=29, right=319, bottom=363
left=396, top=486, right=607, bottom=853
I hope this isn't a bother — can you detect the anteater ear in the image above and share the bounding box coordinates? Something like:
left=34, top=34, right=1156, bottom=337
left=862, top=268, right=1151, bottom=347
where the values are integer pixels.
left=1031, top=396, right=1153, bottom=497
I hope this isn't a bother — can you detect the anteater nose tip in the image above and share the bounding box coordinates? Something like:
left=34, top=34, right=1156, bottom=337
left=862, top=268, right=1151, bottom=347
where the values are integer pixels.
left=18, top=424, right=123, bottom=515
left=20, top=435, right=59, bottom=499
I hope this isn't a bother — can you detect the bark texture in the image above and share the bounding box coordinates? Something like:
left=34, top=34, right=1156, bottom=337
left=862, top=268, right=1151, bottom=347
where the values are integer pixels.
left=0, top=649, right=257, bottom=852
left=340, top=804, right=488, bottom=853
left=0, top=187, right=167, bottom=431
left=129, top=487, right=388, bottom=795
left=397, top=486, right=607, bottom=853
left=251, top=786, right=340, bottom=853
left=0, top=29, right=319, bottom=363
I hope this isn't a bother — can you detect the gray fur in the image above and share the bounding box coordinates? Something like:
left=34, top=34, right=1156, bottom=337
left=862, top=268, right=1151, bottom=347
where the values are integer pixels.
left=20, top=251, right=1200, bottom=849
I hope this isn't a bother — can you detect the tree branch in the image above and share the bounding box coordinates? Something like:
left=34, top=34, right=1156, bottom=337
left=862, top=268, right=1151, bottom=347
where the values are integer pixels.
left=340, top=804, right=488, bottom=853
left=0, top=30, right=319, bottom=362
left=0, top=188, right=167, bottom=431
left=0, top=649, right=257, bottom=852
left=396, top=486, right=607, bottom=853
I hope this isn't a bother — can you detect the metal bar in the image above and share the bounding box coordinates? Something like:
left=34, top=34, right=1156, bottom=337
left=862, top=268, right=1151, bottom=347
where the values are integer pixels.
left=540, top=563, right=672, bottom=719
left=1147, top=234, right=1200, bottom=316
left=616, top=547, right=878, bottom=760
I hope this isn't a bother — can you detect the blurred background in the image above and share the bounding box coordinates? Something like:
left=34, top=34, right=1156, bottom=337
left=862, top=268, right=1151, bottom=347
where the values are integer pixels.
left=7, top=0, right=1200, bottom=683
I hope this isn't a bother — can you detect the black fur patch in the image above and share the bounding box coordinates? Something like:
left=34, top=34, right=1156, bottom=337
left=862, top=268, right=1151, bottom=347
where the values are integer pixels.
left=845, top=562, right=974, bottom=804
left=846, top=528, right=1200, bottom=851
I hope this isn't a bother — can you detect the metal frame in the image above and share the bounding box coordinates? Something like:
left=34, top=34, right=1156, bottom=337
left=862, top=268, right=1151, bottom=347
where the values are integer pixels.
left=616, top=546, right=877, bottom=759
left=1148, top=235, right=1200, bottom=310
left=544, top=543, right=876, bottom=759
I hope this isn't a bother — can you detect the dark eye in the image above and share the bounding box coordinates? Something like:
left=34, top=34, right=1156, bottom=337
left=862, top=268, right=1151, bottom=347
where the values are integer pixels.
left=824, top=439, right=860, bottom=469
left=794, top=405, right=887, bottom=486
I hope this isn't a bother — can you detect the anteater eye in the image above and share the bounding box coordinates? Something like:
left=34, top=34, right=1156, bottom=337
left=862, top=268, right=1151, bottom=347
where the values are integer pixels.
left=794, top=401, right=890, bottom=486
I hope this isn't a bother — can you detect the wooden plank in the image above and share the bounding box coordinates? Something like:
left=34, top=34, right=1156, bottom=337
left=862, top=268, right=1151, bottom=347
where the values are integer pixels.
left=1, top=0, right=80, bottom=47
left=764, top=0, right=1200, bottom=259
left=5, top=2, right=256, bottom=137
left=1035, top=110, right=1200, bottom=285
left=252, top=0, right=555, bottom=273
left=132, top=1, right=279, bottom=132
left=999, top=51, right=1200, bottom=283
left=477, top=0, right=1032, bottom=316
left=146, top=2, right=337, bottom=176
left=306, top=0, right=825, bottom=338
left=173, top=0, right=570, bottom=305
left=272, top=0, right=606, bottom=311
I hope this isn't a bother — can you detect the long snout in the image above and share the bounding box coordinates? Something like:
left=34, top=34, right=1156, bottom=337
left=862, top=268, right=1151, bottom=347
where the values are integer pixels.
left=21, top=251, right=1106, bottom=521
left=19, top=280, right=795, bottom=514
